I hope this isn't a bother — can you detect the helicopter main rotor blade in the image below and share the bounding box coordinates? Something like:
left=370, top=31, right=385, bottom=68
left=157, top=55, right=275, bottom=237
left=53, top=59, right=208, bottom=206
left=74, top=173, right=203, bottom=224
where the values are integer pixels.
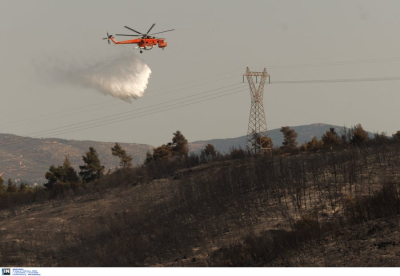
left=146, top=23, right=156, bottom=36
left=124, top=26, right=143, bottom=35
left=115, top=34, right=142, bottom=36
left=149, top=29, right=175, bottom=35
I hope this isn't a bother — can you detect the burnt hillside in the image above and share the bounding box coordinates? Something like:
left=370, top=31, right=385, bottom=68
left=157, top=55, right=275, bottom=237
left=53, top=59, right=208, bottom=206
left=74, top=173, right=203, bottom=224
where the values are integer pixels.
left=1, top=139, right=400, bottom=266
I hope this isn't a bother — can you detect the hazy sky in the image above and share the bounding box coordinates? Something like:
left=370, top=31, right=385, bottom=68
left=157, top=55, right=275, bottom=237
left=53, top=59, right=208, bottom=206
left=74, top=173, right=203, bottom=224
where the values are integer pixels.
left=1, top=0, right=400, bottom=146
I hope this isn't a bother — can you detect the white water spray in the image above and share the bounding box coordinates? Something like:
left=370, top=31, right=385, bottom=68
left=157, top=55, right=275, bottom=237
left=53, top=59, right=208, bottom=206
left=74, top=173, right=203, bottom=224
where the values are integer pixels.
left=43, top=52, right=151, bottom=102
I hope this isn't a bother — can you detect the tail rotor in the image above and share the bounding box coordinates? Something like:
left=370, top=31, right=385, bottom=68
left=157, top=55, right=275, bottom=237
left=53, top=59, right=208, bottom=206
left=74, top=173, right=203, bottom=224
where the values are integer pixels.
left=102, top=32, right=113, bottom=44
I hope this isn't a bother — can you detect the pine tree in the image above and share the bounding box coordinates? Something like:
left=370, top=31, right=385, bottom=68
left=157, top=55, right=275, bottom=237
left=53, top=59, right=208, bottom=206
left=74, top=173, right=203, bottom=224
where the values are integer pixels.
left=171, top=131, right=189, bottom=157
left=307, top=136, right=322, bottom=152
left=351, top=124, right=369, bottom=145
left=280, top=126, right=298, bottom=151
left=145, top=131, right=189, bottom=162
left=44, top=165, right=65, bottom=190
left=111, top=143, right=133, bottom=169
left=321, top=128, right=341, bottom=149
left=7, top=178, right=17, bottom=193
left=201, top=144, right=217, bottom=161
left=152, top=144, right=173, bottom=161
left=63, top=155, right=79, bottom=183
left=79, top=147, right=104, bottom=183
left=203, top=144, right=217, bottom=157
left=44, top=155, right=79, bottom=193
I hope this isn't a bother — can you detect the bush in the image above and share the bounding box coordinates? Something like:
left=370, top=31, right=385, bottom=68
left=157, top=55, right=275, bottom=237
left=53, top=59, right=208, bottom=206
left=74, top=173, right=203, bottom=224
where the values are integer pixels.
left=344, top=182, right=400, bottom=223
left=230, top=148, right=247, bottom=159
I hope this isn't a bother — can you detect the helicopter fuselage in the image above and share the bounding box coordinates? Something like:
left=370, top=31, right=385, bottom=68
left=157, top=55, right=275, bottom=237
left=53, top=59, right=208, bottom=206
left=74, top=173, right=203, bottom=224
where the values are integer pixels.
left=104, top=24, right=173, bottom=53
left=110, top=37, right=167, bottom=50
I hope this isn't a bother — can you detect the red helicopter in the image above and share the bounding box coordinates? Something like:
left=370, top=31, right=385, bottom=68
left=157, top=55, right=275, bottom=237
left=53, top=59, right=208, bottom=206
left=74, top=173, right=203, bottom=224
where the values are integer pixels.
left=103, top=24, right=174, bottom=53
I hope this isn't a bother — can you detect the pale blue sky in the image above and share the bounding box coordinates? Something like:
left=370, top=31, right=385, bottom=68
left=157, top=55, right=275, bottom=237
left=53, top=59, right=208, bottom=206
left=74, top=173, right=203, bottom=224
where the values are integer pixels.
left=1, top=0, right=400, bottom=146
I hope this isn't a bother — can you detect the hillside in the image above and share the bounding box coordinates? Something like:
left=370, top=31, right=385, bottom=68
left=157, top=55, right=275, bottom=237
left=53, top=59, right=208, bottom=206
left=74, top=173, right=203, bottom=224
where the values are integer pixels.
left=1, top=140, right=400, bottom=266
left=189, top=123, right=371, bottom=153
left=0, top=134, right=153, bottom=183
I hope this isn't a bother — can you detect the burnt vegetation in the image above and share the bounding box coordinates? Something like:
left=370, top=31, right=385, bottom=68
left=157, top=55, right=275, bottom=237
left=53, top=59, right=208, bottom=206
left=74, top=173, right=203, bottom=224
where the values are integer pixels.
left=1, top=125, right=400, bottom=266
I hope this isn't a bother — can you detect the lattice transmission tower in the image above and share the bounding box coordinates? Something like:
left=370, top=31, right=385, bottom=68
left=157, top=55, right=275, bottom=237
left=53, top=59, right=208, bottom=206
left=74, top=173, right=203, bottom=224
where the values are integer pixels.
left=244, top=67, right=272, bottom=155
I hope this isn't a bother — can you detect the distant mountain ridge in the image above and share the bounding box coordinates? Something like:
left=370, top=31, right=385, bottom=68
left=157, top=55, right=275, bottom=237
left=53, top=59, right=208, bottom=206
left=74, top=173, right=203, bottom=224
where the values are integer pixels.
left=0, top=134, right=153, bottom=184
left=0, top=123, right=373, bottom=183
left=189, top=123, right=374, bottom=154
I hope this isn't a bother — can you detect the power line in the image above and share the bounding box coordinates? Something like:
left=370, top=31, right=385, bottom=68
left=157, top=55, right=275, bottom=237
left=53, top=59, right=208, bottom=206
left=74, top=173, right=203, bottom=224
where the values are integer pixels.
left=271, top=76, right=400, bottom=84
left=33, top=84, right=243, bottom=138
left=0, top=99, right=119, bottom=128
left=0, top=87, right=248, bottom=147
left=3, top=56, right=400, bottom=128
left=0, top=100, right=124, bottom=130
left=250, top=56, right=400, bottom=70
left=2, top=61, right=400, bottom=147
left=0, top=84, right=246, bottom=146
left=148, top=68, right=243, bottom=93
left=31, top=88, right=247, bottom=140
left=2, top=75, right=400, bottom=147
left=144, top=73, right=240, bottom=98
left=0, top=70, right=243, bottom=129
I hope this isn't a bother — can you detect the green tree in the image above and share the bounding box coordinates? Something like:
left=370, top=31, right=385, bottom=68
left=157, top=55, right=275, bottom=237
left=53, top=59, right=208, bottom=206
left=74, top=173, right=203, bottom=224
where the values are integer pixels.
left=7, top=178, right=17, bottom=193
left=280, top=126, right=298, bottom=151
left=62, top=155, right=79, bottom=184
left=171, top=130, right=189, bottom=157
left=351, top=124, right=369, bottom=145
left=307, top=136, right=322, bottom=152
left=44, top=165, right=65, bottom=190
left=111, top=143, right=133, bottom=169
left=321, top=128, right=341, bottom=149
left=44, top=155, right=79, bottom=194
left=203, top=144, right=217, bottom=157
left=152, top=144, right=173, bottom=161
left=79, top=147, right=104, bottom=183
left=300, top=143, right=307, bottom=152
left=145, top=131, right=189, bottom=163
left=201, top=144, right=217, bottom=161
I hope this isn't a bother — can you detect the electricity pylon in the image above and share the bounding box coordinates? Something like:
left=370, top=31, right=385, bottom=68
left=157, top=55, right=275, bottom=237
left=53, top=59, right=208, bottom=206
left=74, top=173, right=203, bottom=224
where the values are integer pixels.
left=244, top=67, right=272, bottom=155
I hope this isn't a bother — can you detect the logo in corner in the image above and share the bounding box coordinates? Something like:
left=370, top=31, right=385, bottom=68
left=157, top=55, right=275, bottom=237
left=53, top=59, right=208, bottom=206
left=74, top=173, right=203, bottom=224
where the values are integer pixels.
left=2, top=268, right=10, bottom=276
